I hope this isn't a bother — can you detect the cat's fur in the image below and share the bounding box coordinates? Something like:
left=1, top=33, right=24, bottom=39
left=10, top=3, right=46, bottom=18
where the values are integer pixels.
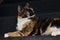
left=4, top=5, right=60, bottom=37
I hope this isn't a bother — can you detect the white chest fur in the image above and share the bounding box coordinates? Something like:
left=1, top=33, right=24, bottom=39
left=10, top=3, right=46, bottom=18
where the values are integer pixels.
left=17, top=15, right=35, bottom=31
left=17, top=17, right=31, bottom=31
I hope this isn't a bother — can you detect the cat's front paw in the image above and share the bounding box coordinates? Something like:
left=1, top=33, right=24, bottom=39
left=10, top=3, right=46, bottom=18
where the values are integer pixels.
left=51, top=31, right=60, bottom=36
left=51, top=32, right=57, bottom=36
left=4, top=33, right=9, bottom=38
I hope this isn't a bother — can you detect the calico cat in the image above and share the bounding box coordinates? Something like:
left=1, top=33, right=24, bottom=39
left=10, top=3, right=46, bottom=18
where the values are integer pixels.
left=4, top=3, right=60, bottom=37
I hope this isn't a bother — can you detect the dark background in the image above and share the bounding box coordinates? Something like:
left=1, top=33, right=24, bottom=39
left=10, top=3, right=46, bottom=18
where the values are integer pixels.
left=0, top=0, right=60, bottom=38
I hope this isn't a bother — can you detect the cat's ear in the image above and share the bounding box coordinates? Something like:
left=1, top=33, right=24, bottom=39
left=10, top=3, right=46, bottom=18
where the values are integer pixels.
left=18, top=5, right=21, bottom=13
left=18, top=5, right=23, bottom=16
